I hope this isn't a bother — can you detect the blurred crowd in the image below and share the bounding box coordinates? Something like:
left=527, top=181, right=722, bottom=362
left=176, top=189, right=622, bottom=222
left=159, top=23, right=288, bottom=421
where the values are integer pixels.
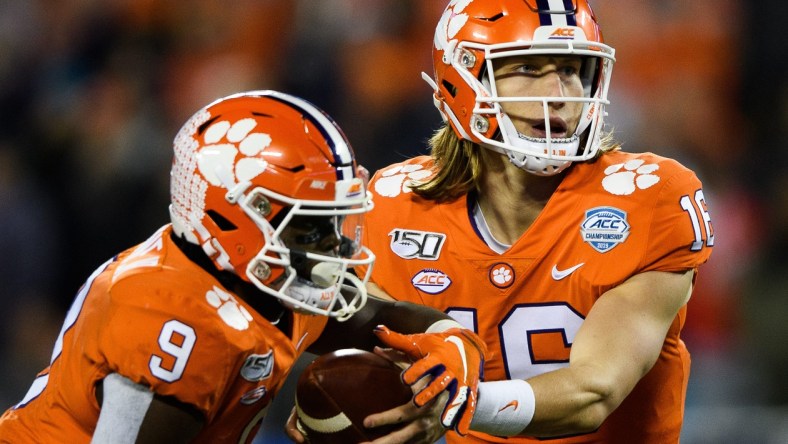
left=0, top=1, right=785, bottom=442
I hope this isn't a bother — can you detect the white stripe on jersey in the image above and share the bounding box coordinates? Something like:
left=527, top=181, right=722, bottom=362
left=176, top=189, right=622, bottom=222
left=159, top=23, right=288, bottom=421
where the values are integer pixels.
left=547, top=0, right=570, bottom=26
left=269, top=91, right=353, bottom=165
left=472, top=200, right=511, bottom=254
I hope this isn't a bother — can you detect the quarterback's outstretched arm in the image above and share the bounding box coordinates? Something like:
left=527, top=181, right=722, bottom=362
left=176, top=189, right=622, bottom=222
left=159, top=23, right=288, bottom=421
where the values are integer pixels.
left=469, top=269, right=694, bottom=437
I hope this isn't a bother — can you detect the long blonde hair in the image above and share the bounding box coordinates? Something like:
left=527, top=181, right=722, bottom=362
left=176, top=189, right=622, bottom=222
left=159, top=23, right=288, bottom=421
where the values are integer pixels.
left=411, top=125, right=621, bottom=202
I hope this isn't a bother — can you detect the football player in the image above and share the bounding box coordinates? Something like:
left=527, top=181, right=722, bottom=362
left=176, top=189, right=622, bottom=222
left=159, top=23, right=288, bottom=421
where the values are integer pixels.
left=0, top=90, right=485, bottom=443
left=352, top=0, right=715, bottom=443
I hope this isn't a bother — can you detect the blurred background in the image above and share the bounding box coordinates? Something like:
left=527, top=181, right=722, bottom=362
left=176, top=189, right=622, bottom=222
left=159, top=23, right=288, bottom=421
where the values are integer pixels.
left=0, top=1, right=786, bottom=443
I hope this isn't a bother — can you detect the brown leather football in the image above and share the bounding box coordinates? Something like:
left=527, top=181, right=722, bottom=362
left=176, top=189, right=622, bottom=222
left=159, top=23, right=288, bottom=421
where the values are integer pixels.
left=295, top=349, right=413, bottom=443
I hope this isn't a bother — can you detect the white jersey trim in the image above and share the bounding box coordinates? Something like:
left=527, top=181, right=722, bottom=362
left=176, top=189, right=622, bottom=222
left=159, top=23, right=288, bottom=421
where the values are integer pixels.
left=472, top=201, right=511, bottom=254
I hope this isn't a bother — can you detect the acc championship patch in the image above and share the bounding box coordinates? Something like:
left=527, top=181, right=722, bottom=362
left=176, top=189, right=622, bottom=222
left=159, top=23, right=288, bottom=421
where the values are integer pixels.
left=580, top=207, right=630, bottom=253
left=411, top=269, right=451, bottom=294
left=388, top=229, right=446, bottom=260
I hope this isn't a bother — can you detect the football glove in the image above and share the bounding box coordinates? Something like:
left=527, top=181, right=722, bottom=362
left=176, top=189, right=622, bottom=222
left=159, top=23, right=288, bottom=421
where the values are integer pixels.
left=374, top=325, right=488, bottom=435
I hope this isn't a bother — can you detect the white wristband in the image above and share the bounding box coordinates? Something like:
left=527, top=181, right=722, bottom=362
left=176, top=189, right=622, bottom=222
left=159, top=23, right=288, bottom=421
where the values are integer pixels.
left=425, top=319, right=464, bottom=333
left=470, top=380, right=535, bottom=436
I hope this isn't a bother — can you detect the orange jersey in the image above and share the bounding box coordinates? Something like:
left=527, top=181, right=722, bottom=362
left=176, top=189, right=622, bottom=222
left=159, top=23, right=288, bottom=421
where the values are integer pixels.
left=357, top=151, right=713, bottom=443
left=0, top=225, right=327, bottom=443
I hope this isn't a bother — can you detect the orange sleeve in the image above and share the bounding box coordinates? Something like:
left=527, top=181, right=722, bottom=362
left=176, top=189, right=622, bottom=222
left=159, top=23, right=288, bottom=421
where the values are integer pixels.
left=98, top=276, right=236, bottom=422
left=640, top=164, right=714, bottom=272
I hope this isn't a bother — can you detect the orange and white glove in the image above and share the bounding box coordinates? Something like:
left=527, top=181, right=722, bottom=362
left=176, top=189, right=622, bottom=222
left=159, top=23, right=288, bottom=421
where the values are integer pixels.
left=374, top=324, right=488, bottom=435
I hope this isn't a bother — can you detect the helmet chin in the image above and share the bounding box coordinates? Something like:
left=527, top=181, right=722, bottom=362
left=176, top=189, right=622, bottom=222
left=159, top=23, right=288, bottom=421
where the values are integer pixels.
left=245, top=245, right=372, bottom=321
left=281, top=276, right=341, bottom=314
left=492, top=114, right=580, bottom=176
left=504, top=134, right=579, bottom=176
left=276, top=269, right=369, bottom=322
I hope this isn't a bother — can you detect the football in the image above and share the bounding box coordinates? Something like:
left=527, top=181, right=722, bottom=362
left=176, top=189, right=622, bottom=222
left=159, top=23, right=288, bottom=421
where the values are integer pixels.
left=295, top=349, right=413, bottom=443
left=391, top=239, right=420, bottom=258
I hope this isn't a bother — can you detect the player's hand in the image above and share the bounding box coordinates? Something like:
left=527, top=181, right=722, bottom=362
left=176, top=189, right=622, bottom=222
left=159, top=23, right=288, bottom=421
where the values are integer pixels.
left=360, top=346, right=447, bottom=444
left=373, top=325, right=488, bottom=435
left=284, top=406, right=306, bottom=443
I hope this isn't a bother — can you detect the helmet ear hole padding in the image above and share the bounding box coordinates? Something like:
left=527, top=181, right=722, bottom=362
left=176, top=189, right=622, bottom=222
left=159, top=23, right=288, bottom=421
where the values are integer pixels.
left=443, top=80, right=458, bottom=98
left=206, top=210, right=237, bottom=231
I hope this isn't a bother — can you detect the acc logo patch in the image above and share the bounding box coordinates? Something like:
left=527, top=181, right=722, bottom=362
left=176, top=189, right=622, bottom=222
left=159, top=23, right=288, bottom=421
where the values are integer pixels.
left=241, top=351, right=274, bottom=382
left=411, top=269, right=452, bottom=294
left=580, top=207, right=630, bottom=253
left=549, top=27, right=575, bottom=39
left=388, top=229, right=446, bottom=260
left=240, top=386, right=267, bottom=405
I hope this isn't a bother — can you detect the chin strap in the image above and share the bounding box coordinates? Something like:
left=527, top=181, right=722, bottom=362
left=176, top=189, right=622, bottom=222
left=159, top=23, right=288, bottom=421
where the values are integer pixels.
left=282, top=277, right=341, bottom=312
left=495, top=114, right=578, bottom=176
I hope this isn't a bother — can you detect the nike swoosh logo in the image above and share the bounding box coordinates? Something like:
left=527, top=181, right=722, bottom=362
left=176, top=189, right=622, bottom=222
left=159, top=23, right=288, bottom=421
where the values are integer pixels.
left=442, top=387, right=468, bottom=426
left=551, top=263, right=584, bottom=280
left=445, top=336, right=468, bottom=380
left=498, top=400, right=519, bottom=413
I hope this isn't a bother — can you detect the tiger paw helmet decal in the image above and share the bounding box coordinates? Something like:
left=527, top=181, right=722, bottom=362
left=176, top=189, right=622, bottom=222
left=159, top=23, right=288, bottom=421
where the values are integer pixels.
left=435, top=0, right=472, bottom=60
left=197, top=118, right=271, bottom=186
